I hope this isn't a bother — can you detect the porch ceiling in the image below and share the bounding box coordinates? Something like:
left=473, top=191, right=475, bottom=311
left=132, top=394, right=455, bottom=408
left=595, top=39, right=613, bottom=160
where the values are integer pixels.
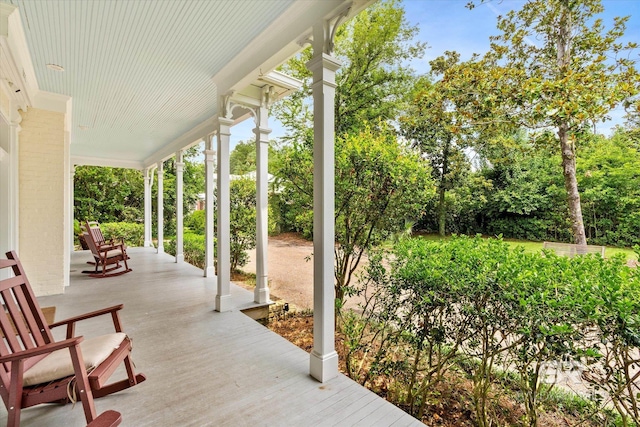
left=5, top=0, right=366, bottom=168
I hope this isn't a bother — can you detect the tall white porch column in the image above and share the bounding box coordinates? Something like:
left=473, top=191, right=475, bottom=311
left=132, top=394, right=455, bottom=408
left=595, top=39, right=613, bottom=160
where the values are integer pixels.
left=143, top=167, right=154, bottom=247
left=308, top=23, right=342, bottom=383
left=216, top=117, right=233, bottom=312
left=204, top=134, right=216, bottom=277
left=253, top=89, right=272, bottom=304
left=156, top=162, right=164, bottom=254
left=69, top=165, right=75, bottom=253
left=0, top=116, right=21, bottom=277
left=5, top=119, right=20, bottom=255
left=175, top=150, right=184, bottom=263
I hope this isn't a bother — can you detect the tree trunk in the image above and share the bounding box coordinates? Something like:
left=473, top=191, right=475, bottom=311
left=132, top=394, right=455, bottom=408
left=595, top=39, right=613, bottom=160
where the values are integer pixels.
left=559, top=124, right=587, bottom=245
left=438, top=141, right=450, bottom=237
left=556, top=4, right=586, bottom=245
left=437, top=185, right=446, bottom=237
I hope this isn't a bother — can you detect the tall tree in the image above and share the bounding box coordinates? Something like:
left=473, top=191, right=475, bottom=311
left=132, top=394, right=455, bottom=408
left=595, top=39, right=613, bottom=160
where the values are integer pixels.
left=401, top=53, right=473, bottom=236
left=271, top=0, right=428, bottom=304
left=273, top=0, right=425, bottom=139
left=74, top=166, right=144, bottom=223
left=468, top=0, right=639, bottom=244
left=274, top=125, right=432, bottom=306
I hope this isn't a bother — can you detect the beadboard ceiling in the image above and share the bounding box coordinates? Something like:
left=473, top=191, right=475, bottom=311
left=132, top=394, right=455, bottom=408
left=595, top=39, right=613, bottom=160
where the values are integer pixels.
left=6, top=0, right=363, bottom=168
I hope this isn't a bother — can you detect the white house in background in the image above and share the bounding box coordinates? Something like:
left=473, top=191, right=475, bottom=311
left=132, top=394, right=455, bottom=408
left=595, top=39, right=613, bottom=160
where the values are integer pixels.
left=0, top=0, right=374, bottom=382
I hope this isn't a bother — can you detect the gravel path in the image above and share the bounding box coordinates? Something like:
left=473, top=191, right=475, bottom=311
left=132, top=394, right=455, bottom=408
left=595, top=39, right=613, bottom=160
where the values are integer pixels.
left=243, top=233, right=316, bottom=310
left=242, top=233, right=366, bottom=311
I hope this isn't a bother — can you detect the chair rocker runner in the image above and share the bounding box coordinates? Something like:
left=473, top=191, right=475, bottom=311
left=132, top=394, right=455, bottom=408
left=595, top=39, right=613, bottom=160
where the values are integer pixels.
left=82, top=221, right=131, bottom=278
left=0, top=251, right=146, bottom=426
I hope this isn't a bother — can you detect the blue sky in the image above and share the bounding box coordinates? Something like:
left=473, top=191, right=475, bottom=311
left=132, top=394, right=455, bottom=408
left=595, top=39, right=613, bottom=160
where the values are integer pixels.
left=230, top=0, right=640, bottom=147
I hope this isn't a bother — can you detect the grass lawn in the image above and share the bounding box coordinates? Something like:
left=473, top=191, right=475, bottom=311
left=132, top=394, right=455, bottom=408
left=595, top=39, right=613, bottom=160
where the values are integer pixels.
left=416, top=233, right=638, bottom=262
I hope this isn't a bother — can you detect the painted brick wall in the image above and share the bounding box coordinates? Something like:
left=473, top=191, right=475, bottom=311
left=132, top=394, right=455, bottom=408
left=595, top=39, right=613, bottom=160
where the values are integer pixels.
left=18, top=107, right=66, bottom=295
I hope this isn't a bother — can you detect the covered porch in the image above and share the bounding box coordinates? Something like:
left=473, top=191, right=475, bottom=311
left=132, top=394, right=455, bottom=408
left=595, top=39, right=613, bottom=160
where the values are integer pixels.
left=0, top=248, right=420, bottom=426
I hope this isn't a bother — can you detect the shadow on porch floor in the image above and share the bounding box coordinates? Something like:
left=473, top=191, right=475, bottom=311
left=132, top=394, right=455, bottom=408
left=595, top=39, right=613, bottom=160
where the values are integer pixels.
left=1, top=248, right=420, bottom=426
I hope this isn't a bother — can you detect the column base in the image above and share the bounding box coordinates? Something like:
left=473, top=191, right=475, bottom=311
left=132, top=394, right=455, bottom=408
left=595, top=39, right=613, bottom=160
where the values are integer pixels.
left=144, top=241, right=153, bottom=248
left=254, top=286, right=270, bottom=304
left=204, top=266, right=215, bottom=278
left=310, top=350, right=339, bottom=383
left=175, top=254, right=184, bottom=263
left=215, top=294, right=232, bottom=312
left=156, top=245, right=164, bottom=254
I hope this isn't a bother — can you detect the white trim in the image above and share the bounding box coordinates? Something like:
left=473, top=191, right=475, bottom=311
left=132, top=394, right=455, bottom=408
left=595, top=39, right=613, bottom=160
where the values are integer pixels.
left=0, top=4, right=38, bottom=108
left=71, top=156, right=144, bottom=170
left=32, top=91, right=71, bottom=115
left=143, top=116, right=217, bottom=168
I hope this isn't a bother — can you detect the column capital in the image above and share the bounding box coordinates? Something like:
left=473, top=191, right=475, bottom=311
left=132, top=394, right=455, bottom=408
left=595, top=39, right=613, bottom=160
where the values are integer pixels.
left=253, top=127, right=272, bottom=139
left=306, top=52, right=341, bottom=74
left=218, top=116, right=234, bottom=129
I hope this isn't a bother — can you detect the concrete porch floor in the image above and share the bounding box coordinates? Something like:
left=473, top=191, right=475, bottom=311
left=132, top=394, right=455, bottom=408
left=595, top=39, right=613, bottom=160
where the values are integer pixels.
left=1, top=248, right=421, bottom=426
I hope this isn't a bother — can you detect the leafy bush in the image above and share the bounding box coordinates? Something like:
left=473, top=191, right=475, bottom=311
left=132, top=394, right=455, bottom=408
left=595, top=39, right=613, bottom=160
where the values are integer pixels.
left=165, top=232, right=209, bottom=269
left=348, top=236, right=640, bottom=426
left=100, top=222, right=144, bottom=247
left=184, top=210, right=205, bottom=235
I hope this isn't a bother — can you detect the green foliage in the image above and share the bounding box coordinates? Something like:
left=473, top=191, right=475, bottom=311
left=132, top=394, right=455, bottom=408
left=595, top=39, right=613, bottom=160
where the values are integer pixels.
left=579, top=130, right=640, bottom=246
left=230, top=140, right=257, bottom=175
left=229, top=178, right=256, bottom=272
left=165, top=179, right=256, bottom=274
left=184, top=210, right=205, bottom=235
left=273, top=0, right=425, bottom=140
left=165, top=232, right=208, bottom=269
left=462, top=0, right=640, bottom=244
left=274, top=125, right=433, bottom=305
left=158, top=146, right=205, bottom=237
left=74, top=166, right=144, bottom=223
left=347, top=236, right=640, bottom=425
left=100, top=222, right=145, bottom=247
left=400, top=55, right=474, bottom=236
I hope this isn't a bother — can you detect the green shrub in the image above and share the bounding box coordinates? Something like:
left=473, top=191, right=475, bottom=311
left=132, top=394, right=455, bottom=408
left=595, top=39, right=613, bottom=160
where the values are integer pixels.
left=185, top=210, right=205, bottom=235
left=165, top=232, right=209, bottom=269
left=351, top=236, right=640, bottom=426
left=100, top=222, right=144, bottom=247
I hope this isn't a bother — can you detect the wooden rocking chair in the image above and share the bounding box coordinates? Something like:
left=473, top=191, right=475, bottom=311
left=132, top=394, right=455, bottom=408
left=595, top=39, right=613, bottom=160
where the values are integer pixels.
left=82, top=221, right=131, bottom=278
left=0, top=251, right=145, bottom=426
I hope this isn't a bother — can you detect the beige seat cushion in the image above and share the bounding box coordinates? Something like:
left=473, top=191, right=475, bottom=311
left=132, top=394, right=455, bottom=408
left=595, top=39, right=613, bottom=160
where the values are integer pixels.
left=23, top=332, right=126, bottom=386
left=104, top=249, right=123, bottom=259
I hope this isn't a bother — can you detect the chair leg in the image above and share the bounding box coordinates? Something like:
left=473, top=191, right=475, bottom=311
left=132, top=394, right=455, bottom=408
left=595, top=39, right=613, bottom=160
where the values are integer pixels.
left=69, top=345, right=97, bottom=424
left=7, top=360, right=24, bottom=427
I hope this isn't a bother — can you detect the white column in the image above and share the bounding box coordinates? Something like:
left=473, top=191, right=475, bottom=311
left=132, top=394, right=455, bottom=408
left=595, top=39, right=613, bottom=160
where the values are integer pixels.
left=69, top=165, right=76, bottom=253
left=0, top=117, right=20, bottom=272
left=308, top=23, right=341, bottom=383
left=253, top=92, right=272, bottom=304
left=216, top=117, right=233, bottom=312
left=144, top=167, right=154, bottom=247
left=175, top=150, right=184, bottom=263
left=7, top=119, right=20, bottom=254
left=156, top=162, right=164, bottom=254
left=204, top=134, right=216, bottom=277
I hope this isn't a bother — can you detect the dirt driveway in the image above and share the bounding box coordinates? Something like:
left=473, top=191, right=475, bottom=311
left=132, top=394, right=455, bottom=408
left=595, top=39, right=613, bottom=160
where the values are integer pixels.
left=243, top=233, right=316, bottom=310
left=242, top=233, right=366, bottom=311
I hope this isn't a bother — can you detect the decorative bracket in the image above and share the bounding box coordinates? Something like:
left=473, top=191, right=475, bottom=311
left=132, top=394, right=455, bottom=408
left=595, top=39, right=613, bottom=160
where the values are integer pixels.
left=323, top=3, right=351, bottom=54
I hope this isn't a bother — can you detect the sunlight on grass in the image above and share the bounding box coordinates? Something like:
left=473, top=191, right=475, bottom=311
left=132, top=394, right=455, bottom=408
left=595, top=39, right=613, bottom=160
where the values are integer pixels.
left=415, top=234, right=638, bottom=262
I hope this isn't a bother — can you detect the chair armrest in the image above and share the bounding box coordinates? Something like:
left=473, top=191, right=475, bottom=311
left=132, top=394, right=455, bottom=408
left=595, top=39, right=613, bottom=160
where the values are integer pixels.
left=50, top=305, right=125, bottom=338
left=0, top=337, right=83, bottom=364
left=96, top=242, right=122, bottom=252
left=50, top=304, right=124, bottom=329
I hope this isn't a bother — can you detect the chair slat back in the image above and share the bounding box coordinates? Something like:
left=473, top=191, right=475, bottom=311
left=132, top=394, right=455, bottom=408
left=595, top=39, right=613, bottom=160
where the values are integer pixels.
left=84, top=221, right=106, bottom=247
left=84, top=230, right=99, bottom=257
left=0, top=252, right=55, bottom=390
